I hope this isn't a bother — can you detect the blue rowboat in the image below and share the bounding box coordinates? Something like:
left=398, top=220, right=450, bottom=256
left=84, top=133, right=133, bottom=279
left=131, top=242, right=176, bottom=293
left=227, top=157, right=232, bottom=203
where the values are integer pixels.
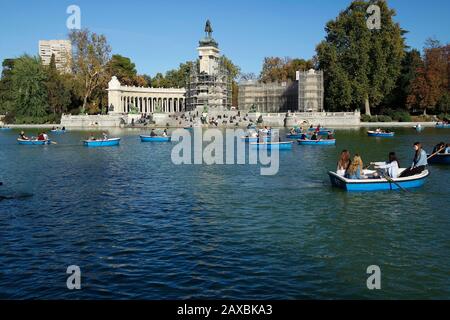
left=140, top=135, right=171, bottom=142
left=17, top=139, right=51, bottom=145
left=328, top=170, right=429, bottom=192
left=83, top=138, right=120, bottom=147
left=241, top=136, right=270, bottom=143
left=250, top=141, right=293, bottom=150
left=428, top=153, right=450, bottom=165
left=436, top=123, right=450, bottom=128
left=0, top=127, right=12, bottom=131
left=286, top=134, right=306, bottom=139
left=307, top=128, right=334, bottom=135
left=298, top=139, right=336, bottom=146
left=367, top=131, right=395, bottom=137
left=50, top=130, right=66, bottom=134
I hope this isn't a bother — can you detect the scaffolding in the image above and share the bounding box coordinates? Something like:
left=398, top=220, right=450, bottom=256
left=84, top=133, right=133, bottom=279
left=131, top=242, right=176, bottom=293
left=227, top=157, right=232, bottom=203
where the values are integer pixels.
left=298, top=70, right=324, bottom=112
left=238, top=81, right=298, bottom=113
left=185, top=62, right=232, bottom=112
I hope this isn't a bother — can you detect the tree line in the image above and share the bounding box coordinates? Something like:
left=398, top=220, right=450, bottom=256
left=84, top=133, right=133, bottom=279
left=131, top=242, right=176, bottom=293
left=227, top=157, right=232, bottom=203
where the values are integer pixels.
left=0, top=0, right=448, bottom=123
left=0, top=29, right=241, bottom=123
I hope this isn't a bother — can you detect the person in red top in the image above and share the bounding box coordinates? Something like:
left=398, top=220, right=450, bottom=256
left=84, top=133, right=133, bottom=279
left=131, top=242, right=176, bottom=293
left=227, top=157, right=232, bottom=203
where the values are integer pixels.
left=37, top=132, right=45, bottom=141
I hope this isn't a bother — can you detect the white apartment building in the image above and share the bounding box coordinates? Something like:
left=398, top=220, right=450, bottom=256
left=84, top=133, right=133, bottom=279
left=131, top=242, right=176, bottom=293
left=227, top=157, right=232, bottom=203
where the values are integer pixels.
left=39, top=40, right=72, bottom=73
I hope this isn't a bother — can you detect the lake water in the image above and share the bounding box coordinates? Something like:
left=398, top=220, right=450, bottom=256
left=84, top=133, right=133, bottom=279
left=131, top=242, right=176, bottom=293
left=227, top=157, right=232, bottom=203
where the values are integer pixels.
left=0, top=127, right=449, bottom=299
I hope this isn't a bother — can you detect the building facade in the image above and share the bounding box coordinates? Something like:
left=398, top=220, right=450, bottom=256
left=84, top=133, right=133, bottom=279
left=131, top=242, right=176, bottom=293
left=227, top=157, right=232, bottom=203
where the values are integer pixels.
left=185, top=20, right=232, bottom=112
left=107, top=76, right=186, bottom=115
left=298, top=69, right=324, bottom=112
left=238, top=69, right=324, bottom=113
left=39, top=40, right=72, bottom=73
left=238, top=81, right=298, bottom=113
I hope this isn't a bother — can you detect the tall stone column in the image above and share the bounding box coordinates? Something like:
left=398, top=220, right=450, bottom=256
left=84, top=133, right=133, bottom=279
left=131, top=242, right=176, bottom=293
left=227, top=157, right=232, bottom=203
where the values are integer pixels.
left=107, top=76, right=122, bottom=115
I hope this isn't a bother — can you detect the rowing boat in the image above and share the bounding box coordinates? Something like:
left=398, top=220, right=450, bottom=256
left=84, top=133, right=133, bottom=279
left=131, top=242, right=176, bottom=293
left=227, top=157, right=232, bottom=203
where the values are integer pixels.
left=140, top=135, right=171, bottom=142
left=428, top=153, right=450, bottom=165
left=328, top=169, right=429, bottom=192
left=436, top=123, right=450, bottom=128
left=83, top=138, right=120, bottom=147
left=367, top=131, right=395, bottom=137
left=307, top=128, right=334, bottom=135
left=298, top=139, right=336, bottom=146
left=241, top=136, right=270, bottom=143
left=250, top=141, right=293, bottom=150
left=17, top=139, right=51, bottom=145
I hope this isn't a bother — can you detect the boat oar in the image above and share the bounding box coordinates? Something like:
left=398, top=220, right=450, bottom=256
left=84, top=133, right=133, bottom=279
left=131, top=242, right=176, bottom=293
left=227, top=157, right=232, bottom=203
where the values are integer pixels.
left=427, top=146, right=446, bottom=160
left=382, top=173, right=409, bottom=193
left=50, top=141, right=58, bottom=145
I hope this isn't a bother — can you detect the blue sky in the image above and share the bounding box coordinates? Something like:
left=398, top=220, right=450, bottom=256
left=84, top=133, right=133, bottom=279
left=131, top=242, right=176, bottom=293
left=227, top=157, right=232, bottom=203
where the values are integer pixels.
left=0, top=0, right=449, bottom=76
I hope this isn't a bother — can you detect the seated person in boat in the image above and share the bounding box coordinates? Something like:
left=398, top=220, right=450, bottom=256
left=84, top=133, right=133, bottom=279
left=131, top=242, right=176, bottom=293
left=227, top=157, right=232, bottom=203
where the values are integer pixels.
left=327, top=132, right=334, bottom=140
left=399, top=142, right=428, bottom=178
left=37, top=132, right=46, bottom=141
left=300, top=133, right=307, bottom=140
left=289, top=128, right=296, bottom=135
left=150, top=129, right=157, bottom=137
left=372, top=152, right=400, bottom=178
left=102, top=132, right=108, bottom=140
left=337, top=150, right=351, bottom=177
left=310, top=132, right=318, bottom=141
left=345, top=155, right=365, bottom=179
left=433, top=142, right=446, bottom=154
left=43, top=132, right=49, bottom=141
left=375, top=128, right=382, bottom=133
left=445, top=144, right=450, bottom=154
left=19, top=131, right=29, bottom=140
left=51, top=126, right=56, bottom=130
left=162, top=129, right=168, bottom=137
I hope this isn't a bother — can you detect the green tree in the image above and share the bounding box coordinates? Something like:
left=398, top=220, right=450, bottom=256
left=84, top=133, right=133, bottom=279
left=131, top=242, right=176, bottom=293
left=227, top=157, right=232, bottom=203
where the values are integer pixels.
left=316, top=0, right=406, bottom=114
left=383, top=49, right=423, bottom=110
left=0, top=59, right=16, bottom=115
left=45, top=54, right=71, bottom=116
left=260, top=57, right=313, bottom=83
left=107, top=54, right=138, bottom=86
left=220, top=56, right=241, bottom=106
left=164, top=61, right=195, bottom=88
left=10, top=55, right=48, bottom=118
left=69, top=29, right=112, bottom=114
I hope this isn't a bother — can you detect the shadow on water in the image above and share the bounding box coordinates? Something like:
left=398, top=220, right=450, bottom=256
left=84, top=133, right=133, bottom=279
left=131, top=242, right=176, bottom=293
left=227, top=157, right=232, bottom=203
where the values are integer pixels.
left=0, top=192, right=34, bottom=201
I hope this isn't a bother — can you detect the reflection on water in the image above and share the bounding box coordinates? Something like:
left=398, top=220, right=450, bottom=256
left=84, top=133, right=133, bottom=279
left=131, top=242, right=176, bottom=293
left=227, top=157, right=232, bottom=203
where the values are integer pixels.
left=0, top=127, right=449, bottom=299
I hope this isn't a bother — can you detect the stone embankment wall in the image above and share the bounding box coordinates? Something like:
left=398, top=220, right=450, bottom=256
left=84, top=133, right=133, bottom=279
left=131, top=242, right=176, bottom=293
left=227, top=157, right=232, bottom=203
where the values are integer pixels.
left=60, top=111, right=362, bottom=128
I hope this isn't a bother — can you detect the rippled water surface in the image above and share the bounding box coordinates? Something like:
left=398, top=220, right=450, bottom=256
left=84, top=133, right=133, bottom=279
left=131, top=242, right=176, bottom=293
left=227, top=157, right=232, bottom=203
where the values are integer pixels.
left=0, top=127, right=449, bottom=299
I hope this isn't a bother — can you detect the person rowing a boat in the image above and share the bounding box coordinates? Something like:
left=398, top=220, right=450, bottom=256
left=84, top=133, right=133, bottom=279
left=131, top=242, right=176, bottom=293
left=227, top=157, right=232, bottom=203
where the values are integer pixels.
left=150, top=129, right=157, bottom=137
left=19, top=131, right=29, bottom=140
left=327, top=132, right=335, bottom=140
left=162, top=129, right=168, bottom=137
left=311, top=132, right=318, bottom=141
left=102, top=132, right=108, bottom=140
left=37, top=131, right=49, bottom=141
left=399, top=142, right=428, bottom=178
left=371, top=152, right=400, bottom=178
left=433, top=142, right=446, bottom=154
